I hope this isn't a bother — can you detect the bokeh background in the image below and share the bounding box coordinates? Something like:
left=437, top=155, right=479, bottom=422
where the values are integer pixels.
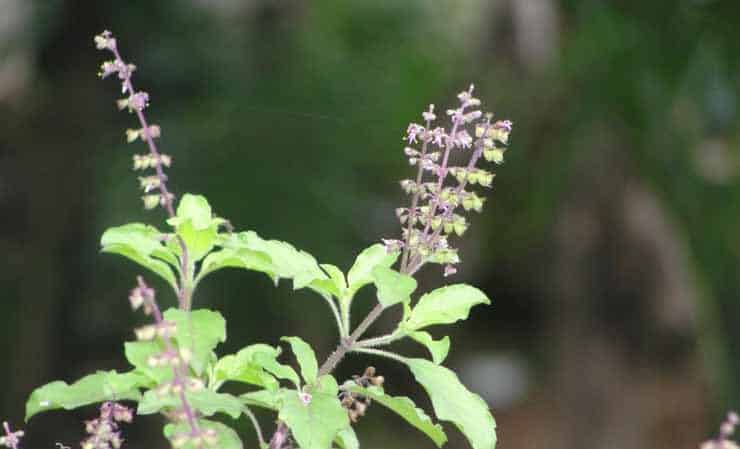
left=2, top=1, right=740, bottom=448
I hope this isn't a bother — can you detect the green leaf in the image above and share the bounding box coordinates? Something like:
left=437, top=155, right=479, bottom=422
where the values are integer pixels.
left=240, top=390, right=281, bottom=411
left=406, top=359, right=496, bottom=449
left=281, top=337, right=319, bottom=385
left=164, top=308, right=227, bottom=376
left=371, top=266, right=417, bottom=308
left=278, top=388, right=349, bottom=449
left=408, top=331, right=450, bottom=364
left=124, top=341, right=172, bottom=384
left=175, top=220, right=218, bottom=262
left=220, top=231, right=327, bottom=290
left=170, top=194, right=214, bottom=230
left=346, top=384, right=447, bottom=447
left=25, top=370, right=145, bottom=421
left=334, top=427, right=359, bottom=449
left=404, top=284, right=490, bottom=331
left=138, top=389, right=243, bottom=419
left=100, top=223, right=178, bottom=290
left=164, top=419, right=243, bottom=449
left=317, top=264, right=346, bottom=298
left=166, top=194, right=222, bottom=262
left=214, top=345, right=280, bottom=391
left=346, top=244, right=399, bottom=297
left=252, top=349, right=301, bottom=389
left=196, top=247, right=273, bottom=283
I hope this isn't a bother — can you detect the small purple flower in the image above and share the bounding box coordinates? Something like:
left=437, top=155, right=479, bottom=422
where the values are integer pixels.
left=405, top=123, right=424, bottom=144
left=128, top=91, right=149, bottom=111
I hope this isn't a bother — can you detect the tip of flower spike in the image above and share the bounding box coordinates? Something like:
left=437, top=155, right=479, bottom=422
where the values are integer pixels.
left=94, top=30, right=116, bottom=51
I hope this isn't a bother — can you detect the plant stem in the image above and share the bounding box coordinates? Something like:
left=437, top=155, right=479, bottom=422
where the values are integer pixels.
left=355, top=332, right=401, bottom=348
left=317, top=302, right=385, bottom=376
left=323, top=295, right=346, bottom=338
left=242, top=405, right=266, bottom=449
left=352, top=347, right=408, bottom=364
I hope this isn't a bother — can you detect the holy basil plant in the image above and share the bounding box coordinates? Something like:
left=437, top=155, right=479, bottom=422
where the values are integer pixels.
left=11, top=30, right=513, bottom=449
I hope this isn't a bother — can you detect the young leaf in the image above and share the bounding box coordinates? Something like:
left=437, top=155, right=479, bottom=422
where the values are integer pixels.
left=408, top=331, right=451, bottom=364
left=100, top=223, right=178, bottom=290
left=404, top=284, right=490, bottom=331
left=346, top=244, right=399, bottom=297
left=164, top=419, right=243, bottom=449
left=25, top=370, right=145, bottom=421
left=166, top=194, right=221, bottom=262
left=371, top=266, right=417, bottom=308
left=240, top=389, right=281, bottom=411
left=406, top=359, right=496, bottom=449
left=138, top=389, right=243, bottom=419
left=124, top=341, right=173, bottom=384
left=214, top=344, right=280, bottom=391
left=277, top=388, right=349, bottom=449
left=281, top=336, right=319, bottom=385
left=164, top=308, right=227, bottom=376
left=169, top=194, right=214, bottom=230
left=345, top=384, right=447, bottom=447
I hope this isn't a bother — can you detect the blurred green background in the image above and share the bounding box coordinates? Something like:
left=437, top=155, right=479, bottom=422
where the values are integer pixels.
left=2, top=1, right=740, bottom=448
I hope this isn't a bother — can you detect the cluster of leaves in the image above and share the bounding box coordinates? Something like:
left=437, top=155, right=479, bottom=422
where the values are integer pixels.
left=25, top=194, right=496, bottom=449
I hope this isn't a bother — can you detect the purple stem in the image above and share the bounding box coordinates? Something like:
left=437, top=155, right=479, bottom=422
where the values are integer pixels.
left=109, top=44, right=175, bottom=218
left=137, top=277, right=202, bottom=446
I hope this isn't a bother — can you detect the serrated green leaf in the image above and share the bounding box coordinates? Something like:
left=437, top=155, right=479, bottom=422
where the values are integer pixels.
left=281, top=337, right=319, bottom=385
left=100, top=223, right=178, bottom=290
left=124, top=340, right=172, bottom=384
left=164, top=308, right=227, bottom=376
left=138, top=389, right=243, bottom=418
left=406, top=359, right=496, bottom=449
left=240, top=389, right=281, bottom=411
left=220, top=231, right=327, bottom=290
left=404, top=284, right=490, bottom=331
left=371, top=266, right=417, bottom=307
left=347, top=244, right=399, bottom=297
left=164, top=419, right=243, bottom=449
left=334, top=427, right=359, bottom=449
left=214, top=344, right=280, bottom=391
left=346, top=384, right=447, bottom=447
left=278, top=389, right=349, bottom=449
left=408, top=331, right=450, bottom=364
left=25, top=370, right=145, bottom=421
